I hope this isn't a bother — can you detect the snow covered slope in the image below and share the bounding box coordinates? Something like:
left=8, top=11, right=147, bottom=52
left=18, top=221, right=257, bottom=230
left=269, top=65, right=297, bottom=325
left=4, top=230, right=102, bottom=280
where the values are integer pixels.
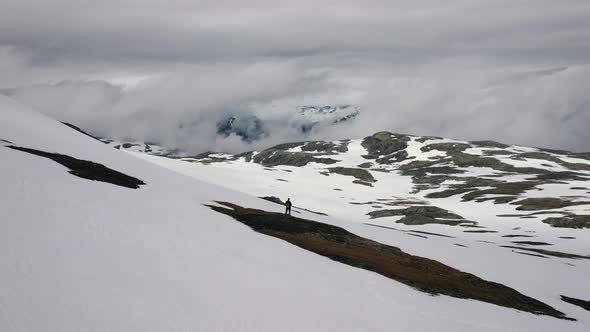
left=1, top=95, right=589, bottom=331
left=113, top=130, right=590, bottom=325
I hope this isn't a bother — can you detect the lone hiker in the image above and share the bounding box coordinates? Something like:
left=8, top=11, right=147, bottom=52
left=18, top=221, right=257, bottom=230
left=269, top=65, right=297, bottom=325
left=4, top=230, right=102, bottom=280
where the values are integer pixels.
left=285, top=198, right=292, bottom=215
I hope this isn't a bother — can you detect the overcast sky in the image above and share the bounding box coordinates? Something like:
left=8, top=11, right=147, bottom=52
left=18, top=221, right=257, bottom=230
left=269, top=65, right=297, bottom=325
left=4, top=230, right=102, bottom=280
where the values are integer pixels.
left=2, top=0, right=590, bottom=152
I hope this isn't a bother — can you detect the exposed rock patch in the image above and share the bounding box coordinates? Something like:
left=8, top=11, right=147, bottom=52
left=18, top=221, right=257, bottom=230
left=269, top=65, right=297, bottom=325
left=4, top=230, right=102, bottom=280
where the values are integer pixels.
left=408, top=230, right=455, bottom=238
left=501, top=246, right=590, bottom=260
left=542, top=215, right=590, bottom=229
left=368, top=206, right=473, bottom=226
left=511, top=197, right=590, bottom=211
left=327, top=167, right=377, bottom=183
left=361, top=131, right=410, bottom=160
left=357, top=162, right=372, bottom=168
left=561, top=296, right=590, bottom=311
left=421, top=143, right=471, bottom=153
left=450, top=152, right=546, bottom=174
left=513, top=251, right=549, bottom=259
left=470, top=140, right=510, bottom=149
left=61, top=122, right=103, bottom=142
left=511, top=241, right=553, bottom=246
left=517, top=152, right=590, bottom=171
left=376, top=150, right=409, bottom=164
left=260, top=196, right=284, bottom=205
left=253, top=149, right=338, bottom=167
left=208, top=202, right=570, bottom=319
left=7, top=145, right=145, bottom=189
left=462, top=181, right=540, bottom=202
left=415, top=136, right=441, bottom=143
left=188, top=151, right=238, bottom=164
left=301, top=141, right=349, bottom=153
left=121, top=143, right=139, bottom=149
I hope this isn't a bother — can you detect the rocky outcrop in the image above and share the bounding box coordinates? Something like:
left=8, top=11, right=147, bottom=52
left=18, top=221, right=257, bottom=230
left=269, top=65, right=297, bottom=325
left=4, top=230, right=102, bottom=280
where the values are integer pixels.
left=470, top=140, right=510, bottom=149
left=421, top=143, right=471, bottom=153
left=367, top=206, right=472, bottom=226
left=301, top=141, right=349, bottom=153
left=361, top=131, right=410, bottom=160
left=542, top=215, right=590, bottom=228
left=327, top=167, right=377, bottom=183
left=511, top=197, right=590, bottom=211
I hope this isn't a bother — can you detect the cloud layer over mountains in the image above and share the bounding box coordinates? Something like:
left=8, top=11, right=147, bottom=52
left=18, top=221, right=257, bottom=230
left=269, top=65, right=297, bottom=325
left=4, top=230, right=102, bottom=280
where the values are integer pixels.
left=2, top=1, right=590, bottom=152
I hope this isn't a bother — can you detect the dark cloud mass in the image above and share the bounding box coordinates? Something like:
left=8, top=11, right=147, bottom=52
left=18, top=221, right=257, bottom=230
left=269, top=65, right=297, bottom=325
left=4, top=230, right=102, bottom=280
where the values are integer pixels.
left=1, top=1, right=590, bottom=152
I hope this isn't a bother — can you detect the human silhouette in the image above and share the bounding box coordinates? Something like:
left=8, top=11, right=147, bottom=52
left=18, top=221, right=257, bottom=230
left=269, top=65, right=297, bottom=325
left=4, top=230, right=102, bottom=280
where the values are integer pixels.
left=285, top=198, right=292, bottom=215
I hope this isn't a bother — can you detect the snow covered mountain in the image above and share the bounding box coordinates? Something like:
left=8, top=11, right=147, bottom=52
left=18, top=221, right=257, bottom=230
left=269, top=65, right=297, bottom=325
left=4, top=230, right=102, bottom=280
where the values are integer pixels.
left=295, top=104, right=360, bottom=126
left=2, top=95, right=590, bottom=331
left=215, top=104, right=359, bottom=142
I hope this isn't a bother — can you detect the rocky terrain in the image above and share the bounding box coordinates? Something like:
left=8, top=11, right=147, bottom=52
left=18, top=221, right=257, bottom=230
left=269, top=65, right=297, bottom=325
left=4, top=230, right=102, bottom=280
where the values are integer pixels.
left=110, top=131, right=590, bottom=233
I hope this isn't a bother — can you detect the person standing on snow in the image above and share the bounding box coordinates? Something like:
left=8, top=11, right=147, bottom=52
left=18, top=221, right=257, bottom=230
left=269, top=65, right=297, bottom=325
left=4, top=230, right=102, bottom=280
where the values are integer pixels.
left=285, top=198, right=292, bottom=216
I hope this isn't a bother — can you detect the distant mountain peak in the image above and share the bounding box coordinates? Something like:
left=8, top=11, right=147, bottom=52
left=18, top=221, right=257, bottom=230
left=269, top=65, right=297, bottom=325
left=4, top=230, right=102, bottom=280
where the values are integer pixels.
left=214, top=104, right=360, bottom=142
left=296, top=104, right=360, bottom=124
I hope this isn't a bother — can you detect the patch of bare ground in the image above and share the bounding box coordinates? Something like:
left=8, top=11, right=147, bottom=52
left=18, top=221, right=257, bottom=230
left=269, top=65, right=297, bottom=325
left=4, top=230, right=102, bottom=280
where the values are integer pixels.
left=426, top=180, right=541, bottom=201
left=501, top=246, right=590, bottom=260
left=511, top=241, right=553, bottom=246
left=207, top=202, right=570, bottom=319
left=561, top=296, right=590, bottom=311
left=511, top=197, right=590, bottom=211
left=328, top=167, right=377, bottom=183
left=408, top=230, right=455, bottom=238
left=7, top=145, right=145, bottom=189
left=542, top=215, right=590, bottom=229
left=367, top=206, right=474, bottom=226
left=350, top=199, right=427, bottom=207
left=462, top=181, right=540, bottom=202
left=357, top=162, right=372, bottom=168
left=513, top=251, right=549, bottom=259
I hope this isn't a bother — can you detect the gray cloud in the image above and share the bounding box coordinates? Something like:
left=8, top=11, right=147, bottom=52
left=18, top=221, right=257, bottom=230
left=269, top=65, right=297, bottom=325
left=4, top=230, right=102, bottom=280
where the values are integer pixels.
left=4, top=61, right=343, bottom=153
left=1, top=1, right=590, bottom=152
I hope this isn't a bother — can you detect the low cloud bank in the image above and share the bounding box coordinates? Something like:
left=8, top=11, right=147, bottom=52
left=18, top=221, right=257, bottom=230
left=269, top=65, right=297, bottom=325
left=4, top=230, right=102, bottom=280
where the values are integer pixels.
left=4, top=62, right=590, bottom=153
